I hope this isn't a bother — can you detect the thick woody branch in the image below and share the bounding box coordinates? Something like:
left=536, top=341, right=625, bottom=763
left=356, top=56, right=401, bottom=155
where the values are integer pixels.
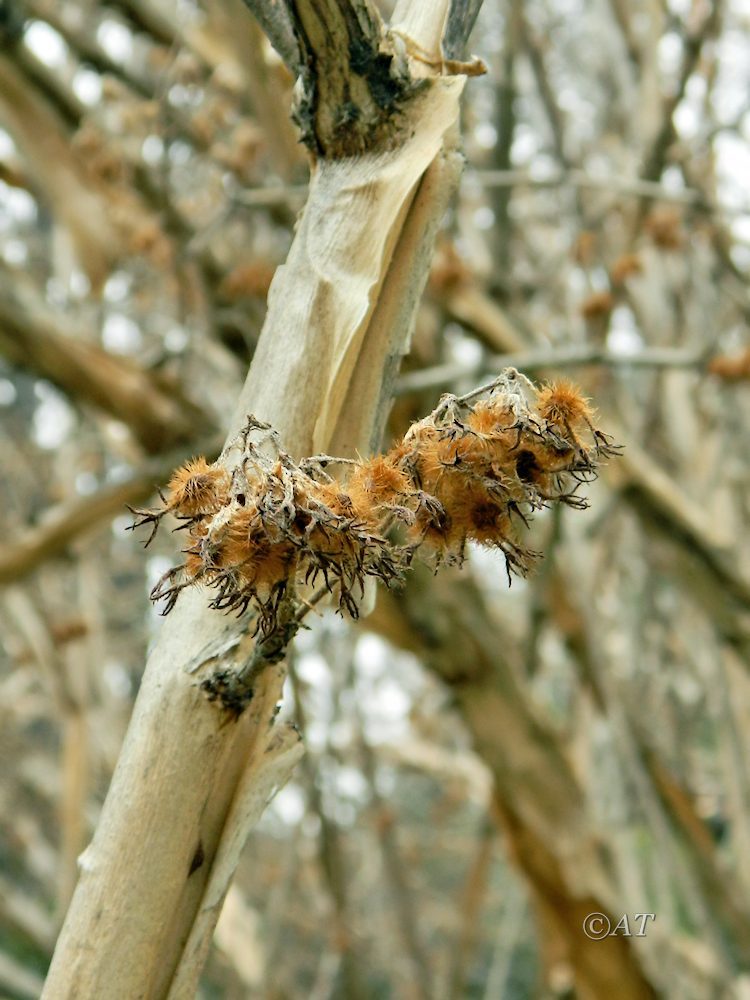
left=0, top=282, right=212, bottom=453
left=240, top=0, right=301, bottom=71
left=640, top=6, right=720, bottom=184
left=443, top=0, right=483, bottom=59
left=0, top=58, right=123, bottom=286
left=42, top=3, right=472, bottom=994
left=395, top=345, right=710, bottom=394
left=612, top=440, right=750, bottom=653
left=286, top=0, right=419, bottom=157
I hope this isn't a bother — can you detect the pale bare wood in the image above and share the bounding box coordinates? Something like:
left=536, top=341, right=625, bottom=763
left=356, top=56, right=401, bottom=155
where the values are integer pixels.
left=3, top=589, right=91, bottom=923
left=241, top=79, right=464, bottom=455
left=447, top=818, right=494, bottom=999
left=288, top=658, right=370, bottom=999
left=328, top=115, right=464, bottom=457
left=165, top=724, right=305, bottom=999
left=391, top=0, right=450, bottom=66
left=182, top=0, right=303, bottom=177
left=57, top=711, right=89, bottom=923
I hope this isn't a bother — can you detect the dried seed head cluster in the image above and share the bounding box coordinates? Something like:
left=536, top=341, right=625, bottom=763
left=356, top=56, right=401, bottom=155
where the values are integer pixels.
left=129, top=370, right=619, bottom=636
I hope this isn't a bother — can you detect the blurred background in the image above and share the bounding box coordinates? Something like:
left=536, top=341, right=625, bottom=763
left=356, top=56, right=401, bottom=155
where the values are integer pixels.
left=1, top=0, right=750, bottom=996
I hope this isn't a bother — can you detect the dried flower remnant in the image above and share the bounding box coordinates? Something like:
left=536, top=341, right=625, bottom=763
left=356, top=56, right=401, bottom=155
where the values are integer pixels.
left=580, top=290, right=614, bottom=320
left=610, top=253, right=642, bottom=286
left=644, top=206, right=683, bottom=250
left=708, top=346, right=750, bottom=382
left=129, top=370, right=619, bottom=637
left=128, top=457, right=231, bottom=545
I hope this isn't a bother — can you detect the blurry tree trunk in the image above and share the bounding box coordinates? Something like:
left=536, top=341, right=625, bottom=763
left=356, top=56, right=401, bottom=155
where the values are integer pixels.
left=370, top=568, right=659, bottom=999
left=0, top=58, right=123, bottom=287
left=42, top=2, right=474, bottom=997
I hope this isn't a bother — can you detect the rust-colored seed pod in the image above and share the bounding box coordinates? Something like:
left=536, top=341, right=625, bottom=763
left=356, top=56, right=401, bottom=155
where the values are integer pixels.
left=167, top=458, right=231, bottom=517
left=133, top=370, right=619, bottom=636
left=537, top=380, right=593, bottom=427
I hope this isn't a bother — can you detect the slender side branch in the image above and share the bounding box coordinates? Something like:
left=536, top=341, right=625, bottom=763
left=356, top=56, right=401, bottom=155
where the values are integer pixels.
left=395, top=345, right=712, bottom=394
left=239, top=0, right=301, bottom=71
left=0, top=277, right=212, bottom=453
left=0, top=439, right=222, bottom=586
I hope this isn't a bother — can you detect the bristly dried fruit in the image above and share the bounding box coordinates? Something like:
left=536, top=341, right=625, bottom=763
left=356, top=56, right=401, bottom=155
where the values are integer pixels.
left=129, top=369, right=620, bottom=636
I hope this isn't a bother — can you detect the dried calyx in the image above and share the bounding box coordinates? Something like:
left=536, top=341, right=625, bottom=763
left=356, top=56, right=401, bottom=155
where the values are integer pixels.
left=129, top=369, right=619, bottom=636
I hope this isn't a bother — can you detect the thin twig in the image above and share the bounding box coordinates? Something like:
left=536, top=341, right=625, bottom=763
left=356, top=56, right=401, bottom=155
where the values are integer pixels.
left=288, top=656, right=369, bottom=1000
left=231, top=168, right=749, bottom=218
left=0, top=437, right=222, bottom=586
left=395, top=345, right=711, bottom=395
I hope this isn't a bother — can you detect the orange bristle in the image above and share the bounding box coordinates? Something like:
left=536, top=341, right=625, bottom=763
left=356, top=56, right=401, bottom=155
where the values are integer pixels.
left=204, top=506, right=295, bottom=595
left=440, top=433, right=490, bottom=467
left=346, top=456, right=411, bottom=517
left=409, top=507, right=458, bottom=554
left=167, top=458, right=231, bottom=517
left=184, top=549, right=205, bottom=579
left=258, top=544, right=293, bottom=583
left=311, top=481, right=356, bottom=519
left=249, top=543, right=296, bottom=596
left=218, top=507, right=264, bottom=569
left=464, top=495, right=512, bottom=548
left=511, top=439, right=572, bottom=483
left=536, top=381, right=594, bottom=436
left=133, top=373, right=619, bottom=641
left=467, top=399, right=515, bottom=436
